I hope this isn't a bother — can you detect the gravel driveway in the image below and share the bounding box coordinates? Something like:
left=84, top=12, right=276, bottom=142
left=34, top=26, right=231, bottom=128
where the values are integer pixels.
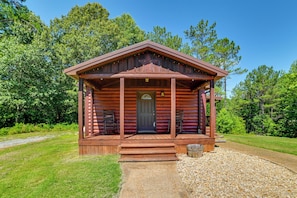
left=177, top=147, right=297, bottom=197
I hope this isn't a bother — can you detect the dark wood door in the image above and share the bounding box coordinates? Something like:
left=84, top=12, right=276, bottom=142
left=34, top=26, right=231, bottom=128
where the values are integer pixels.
left=137, top=92, right=156, bottom=133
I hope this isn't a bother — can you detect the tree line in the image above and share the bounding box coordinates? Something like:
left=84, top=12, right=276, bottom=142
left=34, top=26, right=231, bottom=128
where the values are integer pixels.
left=0, top=1, right=296, bottom=137
left=226, top=63, right=297, bottom=137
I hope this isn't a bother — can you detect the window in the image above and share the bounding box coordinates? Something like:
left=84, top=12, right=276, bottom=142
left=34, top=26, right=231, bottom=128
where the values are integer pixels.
left=141, top=93, right=152, bottom=100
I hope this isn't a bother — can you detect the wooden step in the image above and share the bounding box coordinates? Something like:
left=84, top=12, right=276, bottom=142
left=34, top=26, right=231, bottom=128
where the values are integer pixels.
left=119, top=154, right=178, bottom=162
left=120, top=148, right=176, bottom=155
left=119, top=142, right=178, bottom=162
left=120, top=143, right=175, bottom=148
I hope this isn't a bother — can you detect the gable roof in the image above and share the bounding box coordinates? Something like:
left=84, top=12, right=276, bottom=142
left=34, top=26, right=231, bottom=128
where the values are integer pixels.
left=64, top=40, right=228, bottom=79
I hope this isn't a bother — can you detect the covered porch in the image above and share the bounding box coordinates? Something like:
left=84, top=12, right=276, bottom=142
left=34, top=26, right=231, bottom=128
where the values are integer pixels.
left=77, top=75, right=217, bottom=161
left=79, top=133, right=214, bottom=161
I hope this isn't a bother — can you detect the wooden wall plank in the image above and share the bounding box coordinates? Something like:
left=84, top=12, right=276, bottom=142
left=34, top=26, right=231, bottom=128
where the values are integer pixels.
left=85, top=87, right=91, bottom=136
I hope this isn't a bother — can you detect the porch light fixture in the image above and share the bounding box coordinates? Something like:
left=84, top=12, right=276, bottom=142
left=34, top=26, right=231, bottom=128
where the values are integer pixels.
left=145, top=78, right=149, bottom=83
left=160, top=91, right=165, bottom=97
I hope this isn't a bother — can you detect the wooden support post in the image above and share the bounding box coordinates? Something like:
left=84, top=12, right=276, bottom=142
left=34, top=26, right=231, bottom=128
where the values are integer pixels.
left=78, top=78, right=84, bottom=140
left=200, top=89, right=207, bottom=134
left=84, top=87, right=89, bottom=136
left=198, top=89, right=206, bottom=134
left=90, top=88, right=94, bottom=135
left=171, top=78, right=176, bottom=139
left=120, top=78, right=125, bottom=139
left=210, top=80, right=216, bottom=138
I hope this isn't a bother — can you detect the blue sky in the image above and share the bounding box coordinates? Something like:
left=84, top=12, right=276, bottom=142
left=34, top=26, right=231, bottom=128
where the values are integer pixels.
left=25, top=0, right=297, bottom=96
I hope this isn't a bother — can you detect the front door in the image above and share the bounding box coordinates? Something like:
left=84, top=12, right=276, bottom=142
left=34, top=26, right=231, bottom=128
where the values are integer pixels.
left=137, top=92, right=156, bottom=133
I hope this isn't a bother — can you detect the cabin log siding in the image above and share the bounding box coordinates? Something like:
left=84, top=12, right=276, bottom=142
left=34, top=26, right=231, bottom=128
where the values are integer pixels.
left=84, top=79, right=202, bottom=135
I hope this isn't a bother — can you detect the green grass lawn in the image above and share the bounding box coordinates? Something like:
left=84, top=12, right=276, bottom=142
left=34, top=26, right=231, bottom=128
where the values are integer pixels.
left=224, top=134, right=297, bottom=156
left=0, top=132, right=121, bottom=198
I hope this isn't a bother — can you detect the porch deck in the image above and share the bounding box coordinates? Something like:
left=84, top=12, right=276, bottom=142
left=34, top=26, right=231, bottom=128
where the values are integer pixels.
left=79, top=133, right=215, bottom=158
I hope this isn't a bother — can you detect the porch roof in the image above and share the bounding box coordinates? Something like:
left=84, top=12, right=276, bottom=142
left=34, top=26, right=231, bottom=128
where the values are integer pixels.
left=64, top=40, right=228, bottom=80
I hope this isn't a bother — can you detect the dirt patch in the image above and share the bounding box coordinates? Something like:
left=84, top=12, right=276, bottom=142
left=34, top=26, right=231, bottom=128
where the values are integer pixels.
left=119, top=161, right=188, bottom=198
left=218, top=141, right=297, bottom=173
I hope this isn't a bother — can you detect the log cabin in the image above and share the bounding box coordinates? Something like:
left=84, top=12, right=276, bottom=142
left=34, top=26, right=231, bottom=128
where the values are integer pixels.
left=64, top=40, right=228, bottom=161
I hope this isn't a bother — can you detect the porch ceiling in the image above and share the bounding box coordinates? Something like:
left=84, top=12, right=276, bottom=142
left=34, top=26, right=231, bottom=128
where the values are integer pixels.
left=85, top=78, right=209, bottom=91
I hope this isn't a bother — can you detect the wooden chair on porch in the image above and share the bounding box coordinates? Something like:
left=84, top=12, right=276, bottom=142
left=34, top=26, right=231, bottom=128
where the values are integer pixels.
left=168, top=110, right=184, bottom=134
left=103, top=110, right=118, bottom=135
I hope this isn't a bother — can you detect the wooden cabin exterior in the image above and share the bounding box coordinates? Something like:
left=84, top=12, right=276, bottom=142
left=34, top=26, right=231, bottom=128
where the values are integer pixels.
left=64, top=40, right=228, bottom=161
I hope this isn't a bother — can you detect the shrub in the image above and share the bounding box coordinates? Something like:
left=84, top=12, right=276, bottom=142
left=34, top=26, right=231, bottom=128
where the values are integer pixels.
left=217, top=108, right=246, bottom=134
left=0, top=127, right=9, bottom=136
left=0, top=123, right=78, bottom=136
left=252, top=114, right=277, bottom=136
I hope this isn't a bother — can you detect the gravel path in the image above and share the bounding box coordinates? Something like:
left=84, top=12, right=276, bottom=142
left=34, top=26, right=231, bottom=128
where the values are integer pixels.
left=219, top=141, right=297, bottom=173
left=0, top=135, right=55, bottom=149
left=177, top=148, right=297, bottom=197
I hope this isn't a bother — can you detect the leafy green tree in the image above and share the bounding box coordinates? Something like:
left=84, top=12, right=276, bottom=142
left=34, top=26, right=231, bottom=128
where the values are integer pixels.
left=216, top=108, right=246, bottom=134
left=230, top=65, right=281, bottom=135
left=1, top=0, right=26, bottom=35
left=0, top=0, right=43, bottom=43
left=113, top=13, right=145, bottom=48
left=49, top=3, right=118, bottom=66
left=213, top=38, right=246, bottom=105
left=184, top=20, right=217, bottom=62
left=274, top=61, right=297, bottom=137
left=50, top=3, right=145, bottom=66
left=185, top=20, right=245, bottom=104
left=0, top=2, right=147, bottom=128
left=48, top=3, right=120, bottom=125
left=0, top=32, right=56, bottom=126
left=0, top=8, right=46, bottom=127
left=251, top=114, right=276, bottom=135
left=146, top=26, right=183, bottom=50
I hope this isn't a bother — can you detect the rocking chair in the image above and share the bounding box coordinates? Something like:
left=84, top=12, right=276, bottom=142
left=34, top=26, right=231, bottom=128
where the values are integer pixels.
left=103, top=110, right=118, bottom=135
left=168, top=110, right=184, bottom=134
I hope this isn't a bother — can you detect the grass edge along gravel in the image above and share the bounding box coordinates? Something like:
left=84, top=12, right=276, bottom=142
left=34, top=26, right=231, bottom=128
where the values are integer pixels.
left=0, top=123, right=78, bottom=136
left=0, top=123, right=78, bottom=142
left=224, top=133, right=297, bottom=156
left=0, top=132, right=121, bottom=198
